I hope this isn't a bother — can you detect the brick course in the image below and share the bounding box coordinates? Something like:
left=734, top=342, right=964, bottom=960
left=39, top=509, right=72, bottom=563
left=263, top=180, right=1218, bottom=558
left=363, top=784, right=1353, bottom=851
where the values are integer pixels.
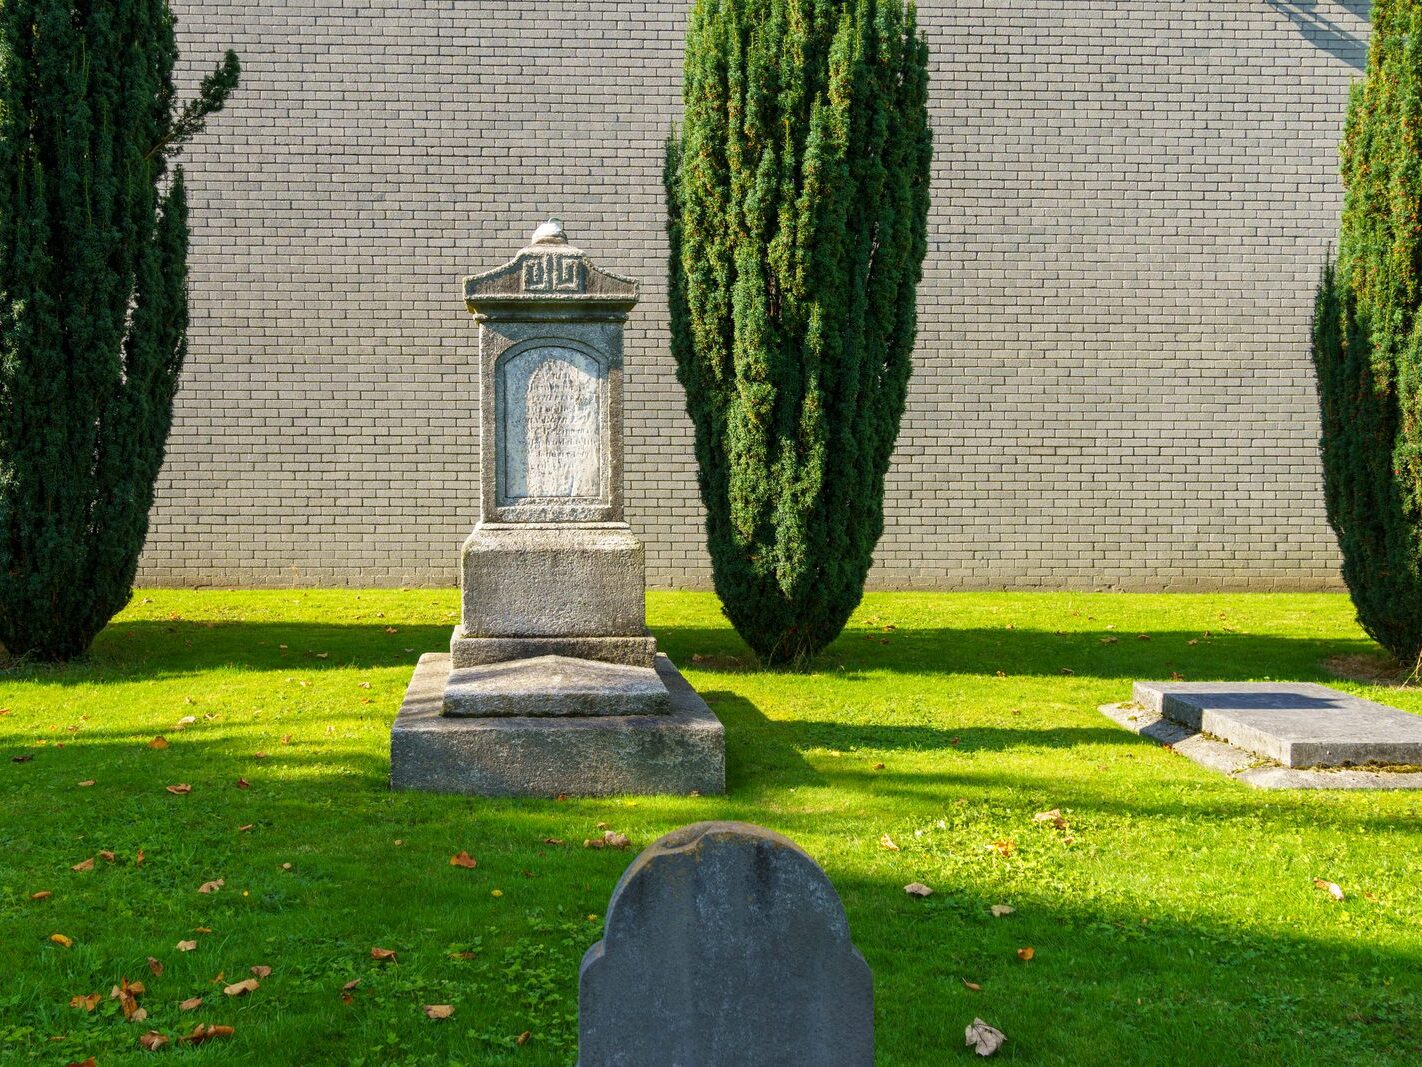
left=141, top=0, right=1368, bottom=591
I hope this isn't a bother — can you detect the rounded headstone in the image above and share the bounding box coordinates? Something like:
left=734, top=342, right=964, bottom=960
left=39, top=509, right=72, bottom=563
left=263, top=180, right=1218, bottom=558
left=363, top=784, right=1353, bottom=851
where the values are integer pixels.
left=578, top=821, right=873, bottom=1067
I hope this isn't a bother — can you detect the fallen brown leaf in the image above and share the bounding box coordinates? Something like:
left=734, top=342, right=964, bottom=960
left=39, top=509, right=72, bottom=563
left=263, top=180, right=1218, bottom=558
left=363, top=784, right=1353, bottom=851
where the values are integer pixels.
left=990, top=904, right=1015, bottom=918
left=165, top=783, right=191, bottom=795
left=370, top=947, right=397, bottom=961
left=98, top=850, right=116, bottom=863
left=962, top=979, right=983, bottom=992
left=71, top=857, right=95, bottom=872
left=66, top=1059, right=96, bottom=1067
left=1032, top=809, right=1069, bottom=830
left=1017, top=947, right=1035, bottom=961
left=542, top=837, right=565, bottom=846
left=180, top=1023, right=234, bottom=1045
left=236, top=778, right=250, bottom=789
left=879, top=833, right=900, bottom=852
left=197, top=879, right=224, bottom=894
left=50, top=933, right=74, bottom=948
left=138, top=1031, right=169, bottom=1051
left=602, top=830, right=631, bottom=849
left=77, top=780, right=96, bottom=788
left=250, top=965, right=272, bottom=978
left=423, top=1004, right=454, bottom=1020
left=237, top=824, right=254, bottom=832
left=179, top=997, right=203, bottom=1011
left=991, top=839, right=1016, bottom=858
left=516, top=1031, right=532, bottom=1046
left=904, top=882, right=933, bottom=898
left=148, top=957, right=164, bottom=977
left=31, top=890, right=52, bottom=901
left=1314, top=879, right=1346, bottom=901
left=223, top=978, right=259, bottom=997
left=148, top=736, right=169, bottom=750
left=341, top=979, right=360, bottom=992
left=194, top=926, right=212, bottom=933
left=450, top=851, right=477, bottom=869
left=965, top=1017, right=1006, bottom=1057
left=176, top=940, right=197, bottom=952
left=70, top=993, right=101, bottom=1011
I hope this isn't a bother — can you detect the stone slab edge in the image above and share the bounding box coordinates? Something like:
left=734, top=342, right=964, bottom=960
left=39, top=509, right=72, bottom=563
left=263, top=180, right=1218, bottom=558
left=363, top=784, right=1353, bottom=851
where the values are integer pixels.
left=392, top=653, right=725, bottom=797
left=451, top=628, right=656, bottom=669
left=1099, top=703, right=1422, bottom=791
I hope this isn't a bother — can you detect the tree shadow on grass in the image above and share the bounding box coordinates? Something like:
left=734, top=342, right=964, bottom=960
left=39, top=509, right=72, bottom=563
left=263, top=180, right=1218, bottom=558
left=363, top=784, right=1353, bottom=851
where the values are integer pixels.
left=658, top=624, right=1376, bottom=683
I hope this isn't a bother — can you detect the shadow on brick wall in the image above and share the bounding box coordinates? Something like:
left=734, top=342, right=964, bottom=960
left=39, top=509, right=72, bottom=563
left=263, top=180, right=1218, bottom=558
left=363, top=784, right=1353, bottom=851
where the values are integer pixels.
left=1266, top=0, right=1369, bottom=70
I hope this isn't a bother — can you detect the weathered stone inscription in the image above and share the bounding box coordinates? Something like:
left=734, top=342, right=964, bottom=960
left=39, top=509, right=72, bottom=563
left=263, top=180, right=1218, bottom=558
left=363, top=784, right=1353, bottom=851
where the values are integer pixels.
left=521, top=253, right=586, bottom=293
left=498, top=345, right=603, bottom=506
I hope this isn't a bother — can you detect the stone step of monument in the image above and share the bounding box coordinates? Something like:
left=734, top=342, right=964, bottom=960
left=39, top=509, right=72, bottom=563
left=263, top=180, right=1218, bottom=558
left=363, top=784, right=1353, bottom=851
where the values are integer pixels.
left=1133, top=681, right=1422, bottom=769
left=443, top=654, right=671, bottom=718
left=450, top=627, right=656, bottom=669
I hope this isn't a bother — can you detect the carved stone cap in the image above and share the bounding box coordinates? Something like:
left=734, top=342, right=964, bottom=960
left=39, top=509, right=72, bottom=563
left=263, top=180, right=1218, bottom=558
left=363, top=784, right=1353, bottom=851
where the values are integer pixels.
left=463, top=220, right=638, bottom=317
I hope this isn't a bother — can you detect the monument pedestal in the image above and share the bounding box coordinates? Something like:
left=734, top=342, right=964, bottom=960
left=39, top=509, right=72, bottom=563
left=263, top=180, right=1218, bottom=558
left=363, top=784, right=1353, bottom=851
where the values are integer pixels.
left=392, top=654, right=724, bottom=797
left=389, top=219, right=724, bottom=798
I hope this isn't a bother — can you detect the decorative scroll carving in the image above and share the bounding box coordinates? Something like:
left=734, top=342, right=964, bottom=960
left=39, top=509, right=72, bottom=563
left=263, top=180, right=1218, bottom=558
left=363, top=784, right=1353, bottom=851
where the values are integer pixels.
left=522, top=253, right=587, bottom=293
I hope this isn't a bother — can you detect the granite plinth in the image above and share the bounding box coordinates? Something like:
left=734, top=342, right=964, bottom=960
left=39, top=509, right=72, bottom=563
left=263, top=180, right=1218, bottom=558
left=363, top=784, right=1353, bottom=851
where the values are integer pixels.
left=451, top=627, right=656, bottom=669
left=442, top=654, right=670, bottom=717
left=460, top=523, right=646, bottom=637
left=1133, top=681, right=1422, bottom=769
left=391, top=653, right=724, bottom=797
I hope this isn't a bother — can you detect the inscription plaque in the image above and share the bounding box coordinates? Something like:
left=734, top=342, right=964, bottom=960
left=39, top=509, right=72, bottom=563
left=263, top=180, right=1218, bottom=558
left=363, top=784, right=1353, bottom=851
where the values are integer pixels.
left=497, top=344, right=604, bottom=508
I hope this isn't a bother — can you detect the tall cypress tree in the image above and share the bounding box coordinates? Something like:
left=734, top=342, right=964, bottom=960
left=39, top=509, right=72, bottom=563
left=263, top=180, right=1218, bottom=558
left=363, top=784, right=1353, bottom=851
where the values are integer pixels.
left=1312, top=0, right=1422, bottom=669
left=0, top=2, right=237, bottom=661
left=666, top=0, right=931, bottom=667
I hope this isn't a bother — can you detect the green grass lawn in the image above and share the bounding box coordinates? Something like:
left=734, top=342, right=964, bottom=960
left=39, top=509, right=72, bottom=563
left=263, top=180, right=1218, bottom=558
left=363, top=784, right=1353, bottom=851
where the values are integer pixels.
left=1, top=590, right=1420, bottom=1065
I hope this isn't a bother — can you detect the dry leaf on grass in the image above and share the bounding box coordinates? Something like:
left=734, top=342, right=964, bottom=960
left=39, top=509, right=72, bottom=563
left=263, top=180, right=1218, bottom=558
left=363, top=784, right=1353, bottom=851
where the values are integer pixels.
left=879, top=834, right=900, bottom=852
left=542, top=837, right=566, bottom=846
left=1032, top=809, right=1068, bottom=830
left=31, top=890, right=52, bottom=901
left=991, top=839, right=1016, bottom=858
left=603, top=831, right=631, bottom=849
left=423, top=1004, right=454, bottom=1020
left=1017, top=947, right=1035, bottom=961
left=50, top=933, right=74, bottom=948
left=98, top=851, right=116, bottom=863
left=965, top=1018, right=1006, bottom=1057
left=962, top=979, right=982, bottom=992
left=71, top=857, right=95, bottom=872
left=77, top=780, right=95, bottom=788
left=516, top=1031, right=532, bottom=1046
left=165, top=784, right=191, bottom=795
left=250, top=965, right=272, bottom=978
left=148, top=957, right=164, bottom=977
left=180, top=1024, right=234, bottom=1045
left=197, top=879, right=224, bottom=894
left=370, top=947, right=397, bottom=961
left=1314, top=879, right=1346, bottom=901
left=179, top=997, right=203, bottom=1011
left=194, top=926, right=212, bottom=933
left=70, top=993, right=101, bottom=1012
left=147, top=736, right=169, bottom=750
left=236, top=778, right=251, bottom=789
left=138, top=1031, right=169, bottom=1051
left=450, top=851, right=477, bottom=869
left=176, top=940, right=197, bottom=952
left=341, top=979, right=360, bottom=992
left=904, top=882, right=933, bottom=898
left=67, top=1058, right=96, bottom=1067
left=990, top=904, right=1015, bottom=918
left=177, top=715, right=197, bottom=728
left=237, top=824, right=254, bottom=833
left=223, top=978, right=259, bottom=997
left=449, top=951, right=476, bottom=960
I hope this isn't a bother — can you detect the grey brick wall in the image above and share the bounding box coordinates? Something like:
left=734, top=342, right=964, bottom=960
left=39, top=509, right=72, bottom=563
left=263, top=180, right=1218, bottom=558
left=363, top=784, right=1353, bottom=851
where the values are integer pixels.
left=141, top=0, right=1368, bottom=591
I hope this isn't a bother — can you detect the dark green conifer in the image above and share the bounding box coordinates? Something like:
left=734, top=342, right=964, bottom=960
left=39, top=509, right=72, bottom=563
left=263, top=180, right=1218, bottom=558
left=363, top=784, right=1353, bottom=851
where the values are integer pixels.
left=0, top=1, right=238, bottom=660
left=1312, top=0, right=1422, bottom=669
left=666, top=0, right=931, bottom=666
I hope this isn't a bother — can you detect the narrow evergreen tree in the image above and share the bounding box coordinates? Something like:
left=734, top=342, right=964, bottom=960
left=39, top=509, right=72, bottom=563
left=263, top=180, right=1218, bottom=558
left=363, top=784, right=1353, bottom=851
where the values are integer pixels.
left=666, top=0, right=931, bottom=666
left=0, top=2, right=238, bottom=660
left=1312, top=0, right=1422, bottom=669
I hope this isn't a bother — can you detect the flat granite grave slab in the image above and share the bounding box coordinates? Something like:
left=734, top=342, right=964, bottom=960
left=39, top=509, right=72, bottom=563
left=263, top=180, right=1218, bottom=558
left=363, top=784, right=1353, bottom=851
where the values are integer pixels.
left=1133, top=681, right=1422, bottom=769
left=442, top=654, right=670, bottom=717
left=1100, top=700, right=1422, bottom=791
left=392, top=653, right=724, bottom=797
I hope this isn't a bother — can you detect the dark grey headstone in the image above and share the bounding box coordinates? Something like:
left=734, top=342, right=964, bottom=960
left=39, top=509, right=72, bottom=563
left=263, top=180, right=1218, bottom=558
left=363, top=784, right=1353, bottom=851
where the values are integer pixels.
left=578, top=821, right=872, bottom=1067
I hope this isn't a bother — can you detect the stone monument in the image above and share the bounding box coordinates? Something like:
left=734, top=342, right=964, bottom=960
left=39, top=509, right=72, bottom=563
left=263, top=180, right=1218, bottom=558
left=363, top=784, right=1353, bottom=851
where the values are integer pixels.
left=389, top=221, right=725, bottom=797
left=578, top=821, right=874, bottom=1067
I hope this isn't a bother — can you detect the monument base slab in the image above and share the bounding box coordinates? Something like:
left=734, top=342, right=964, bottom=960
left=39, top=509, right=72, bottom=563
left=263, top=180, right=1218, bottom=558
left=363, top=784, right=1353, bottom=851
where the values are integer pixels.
left=392, top=653, right=725, bottom=797
left=442, top=654, right=670, bottom=717
left=451, top=627, right=656, bottom=669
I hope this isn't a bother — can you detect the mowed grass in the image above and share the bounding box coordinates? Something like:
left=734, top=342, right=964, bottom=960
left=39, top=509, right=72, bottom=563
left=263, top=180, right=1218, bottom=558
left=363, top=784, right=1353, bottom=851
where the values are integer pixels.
left=1, top=590, right=1420, bottom=1065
